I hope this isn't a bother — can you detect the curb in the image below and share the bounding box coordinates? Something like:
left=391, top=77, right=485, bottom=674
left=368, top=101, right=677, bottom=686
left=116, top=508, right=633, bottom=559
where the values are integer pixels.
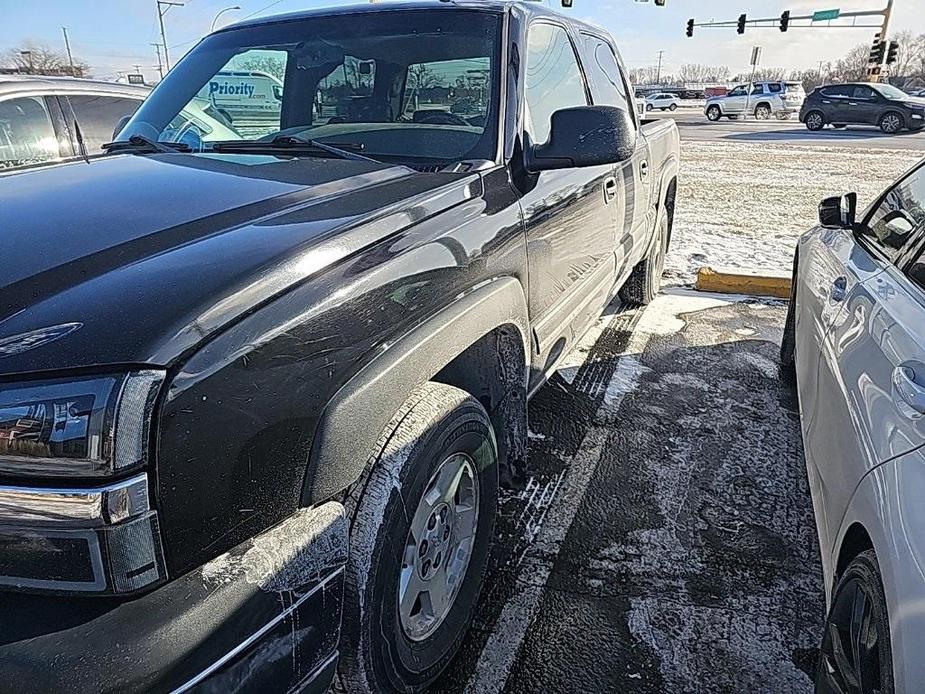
left=695, top=267, right=791, bottom=299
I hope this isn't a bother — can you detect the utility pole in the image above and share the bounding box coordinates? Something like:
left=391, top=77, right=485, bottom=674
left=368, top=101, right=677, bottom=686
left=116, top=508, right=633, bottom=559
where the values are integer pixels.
left=655, top=50, right=665, bottom=85
left=152, top=43, right=164, bottom=80
left=157, top=1, right=184, bottom=71
left=62, top=27, right=75, bottom=76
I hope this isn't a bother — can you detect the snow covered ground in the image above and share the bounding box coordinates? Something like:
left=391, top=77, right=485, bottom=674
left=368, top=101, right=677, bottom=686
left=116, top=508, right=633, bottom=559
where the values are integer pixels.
left=665, top=140, right=922, bottom=285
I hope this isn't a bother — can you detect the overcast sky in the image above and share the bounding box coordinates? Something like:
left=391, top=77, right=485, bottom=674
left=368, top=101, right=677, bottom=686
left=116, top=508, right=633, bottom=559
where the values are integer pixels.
left=1, top=0, right=923, bottom=82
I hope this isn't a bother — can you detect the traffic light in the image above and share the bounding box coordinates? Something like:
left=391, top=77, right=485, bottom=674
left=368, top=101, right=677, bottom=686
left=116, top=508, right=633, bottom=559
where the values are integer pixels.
left=869, top=35, right=886, bottom=64
left=737, top=14, right=747, bottom=34
left=654, top=0, right=666, bottom=6
left=779, top=10, right=790, bottom=32
left=686, top=19, right=694, bottom=38
left=886, top=40, right=900, bottom=65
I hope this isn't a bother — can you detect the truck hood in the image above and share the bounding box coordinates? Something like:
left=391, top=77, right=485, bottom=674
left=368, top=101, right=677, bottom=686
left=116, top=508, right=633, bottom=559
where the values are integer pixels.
left=0, top=153, right=471, bottom=375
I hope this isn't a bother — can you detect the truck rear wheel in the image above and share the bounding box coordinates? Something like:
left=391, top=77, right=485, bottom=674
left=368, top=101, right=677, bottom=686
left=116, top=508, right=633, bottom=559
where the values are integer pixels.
left=620, top=208, right=669, bottom=306
left=339, top=382, right=498, bottom=693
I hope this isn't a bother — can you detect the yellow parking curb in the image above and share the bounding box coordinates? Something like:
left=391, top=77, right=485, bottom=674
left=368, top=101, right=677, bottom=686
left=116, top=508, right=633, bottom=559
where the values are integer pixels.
left=695, top=267, right=791, bottom=299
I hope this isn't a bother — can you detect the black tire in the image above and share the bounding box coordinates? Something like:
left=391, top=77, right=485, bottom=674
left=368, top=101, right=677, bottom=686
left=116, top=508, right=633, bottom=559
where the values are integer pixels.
left=669, top=103, right=678, bottom=111
left=806, top=110, right=825, bottom=131
left=620, top=208, right=669, bottom=306
left=706, top=105, right=722, bottom=121
left=816, top=550, right=894, bottom=694
left=754, top=103, right=772, bottom=120
left=646, top=103, right=653, bottom=112
left=880, top=111, right=904, bottom=134
left=339, top=382, right=498, bottom=693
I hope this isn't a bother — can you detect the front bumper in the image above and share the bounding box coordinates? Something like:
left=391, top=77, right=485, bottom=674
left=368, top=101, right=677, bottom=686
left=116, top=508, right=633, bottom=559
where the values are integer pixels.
left=0, top=502, right=348, bottom=693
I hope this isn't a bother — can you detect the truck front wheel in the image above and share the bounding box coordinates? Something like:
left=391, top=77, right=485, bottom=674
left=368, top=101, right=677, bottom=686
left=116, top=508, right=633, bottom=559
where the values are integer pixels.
left=339, top=382, right=498, bottom=693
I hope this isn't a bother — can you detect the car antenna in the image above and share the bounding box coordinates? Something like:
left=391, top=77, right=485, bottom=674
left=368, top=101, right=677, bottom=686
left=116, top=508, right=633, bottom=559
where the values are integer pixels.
left=73, top=119, right=91, bottom=164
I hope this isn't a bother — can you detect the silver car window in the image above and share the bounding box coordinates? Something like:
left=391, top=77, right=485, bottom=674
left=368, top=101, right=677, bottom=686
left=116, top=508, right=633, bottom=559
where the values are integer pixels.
left=862, top=168, right=925, bottom=261
left=0, top=96, right=60, bottom=169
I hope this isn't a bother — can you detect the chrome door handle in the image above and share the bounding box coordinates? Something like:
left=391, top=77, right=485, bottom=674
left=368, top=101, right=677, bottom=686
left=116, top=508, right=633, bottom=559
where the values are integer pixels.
left=893, top=366, right=925, bottom=416
left=639, top=161, right=649, bottom=179
left=848, top=102, right=858, bottom=106
left=603, top=175, right=618, bottom=204
left=829, top=277, right=847, bottom=303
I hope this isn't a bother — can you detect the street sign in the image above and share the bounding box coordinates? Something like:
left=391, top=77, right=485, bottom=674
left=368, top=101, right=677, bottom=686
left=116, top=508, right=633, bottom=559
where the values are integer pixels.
left=812, top=9, right=841, bottom=22
left=127, top=73, right=145, bottom=85
left=750, top=46, right=762, bottom=66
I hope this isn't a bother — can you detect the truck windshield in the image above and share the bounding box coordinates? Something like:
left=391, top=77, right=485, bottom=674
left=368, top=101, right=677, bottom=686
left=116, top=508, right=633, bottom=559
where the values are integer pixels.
left=118, top=9, right=502, bottom=165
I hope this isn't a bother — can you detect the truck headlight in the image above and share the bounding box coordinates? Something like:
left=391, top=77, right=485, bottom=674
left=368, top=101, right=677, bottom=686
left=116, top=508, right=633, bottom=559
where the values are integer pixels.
left=0, top=371, right=162, bottom=478
left=0, top=371, right=168, bottom=595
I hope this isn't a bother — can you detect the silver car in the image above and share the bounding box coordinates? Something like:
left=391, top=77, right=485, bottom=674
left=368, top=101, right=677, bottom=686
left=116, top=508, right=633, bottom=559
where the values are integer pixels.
left=782, top=158, right=925, bottom=693
left=0, top=76, right=151, bottom=171
left=705, top=80, right=805, bottom=121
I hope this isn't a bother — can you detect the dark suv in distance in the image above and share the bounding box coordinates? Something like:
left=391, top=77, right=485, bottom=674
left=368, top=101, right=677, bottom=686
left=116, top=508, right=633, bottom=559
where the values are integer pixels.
left=800, top=82, right=925, bottom=134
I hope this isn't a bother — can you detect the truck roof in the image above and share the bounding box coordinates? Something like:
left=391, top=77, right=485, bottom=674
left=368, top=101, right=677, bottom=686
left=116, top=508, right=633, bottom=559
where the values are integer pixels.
left=221, top=0, right=603, bottom=35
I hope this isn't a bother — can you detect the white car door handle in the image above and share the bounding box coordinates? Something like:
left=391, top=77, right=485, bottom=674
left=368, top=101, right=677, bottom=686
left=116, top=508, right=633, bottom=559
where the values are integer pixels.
left=639, top=161, right=649, bottom=178
left=892, top=366, right=925, bottom=416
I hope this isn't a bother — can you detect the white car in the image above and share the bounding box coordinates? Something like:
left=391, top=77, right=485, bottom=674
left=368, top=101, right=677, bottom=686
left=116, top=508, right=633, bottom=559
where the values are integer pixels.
left=644, top=93, right=679, bottom=112
left=782, top=159, right=925, bottom=693
left=705, top=80, right=805, bottom=121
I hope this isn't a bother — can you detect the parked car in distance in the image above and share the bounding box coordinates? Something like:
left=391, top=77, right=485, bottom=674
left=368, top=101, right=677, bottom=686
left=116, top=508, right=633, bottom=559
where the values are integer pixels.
left=0, top=76, right=149, bottom=171
left=782, top=157, right=925, bottom=694
left=800, top=82, right=925, bottom=134
left=705, top=80, right=805, bottom=121
left=0, top=2, right=680, bottom=693
left=644, top=92, right=679, bottom=112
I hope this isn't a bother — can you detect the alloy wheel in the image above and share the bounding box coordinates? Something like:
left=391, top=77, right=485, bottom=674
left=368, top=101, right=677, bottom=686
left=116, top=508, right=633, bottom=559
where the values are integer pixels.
left=881, top=113, right=902, bottom=134
left=398, top=453, right=479, bottom=641
left=755, top=105, right=771, bottom=120
left=807, top=112, right=824, bottom=130
left=818, top=577, right=884, bottom=694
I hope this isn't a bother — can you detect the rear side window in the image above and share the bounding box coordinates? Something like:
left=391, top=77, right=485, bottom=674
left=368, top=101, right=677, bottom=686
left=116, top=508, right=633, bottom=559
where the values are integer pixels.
left=0, top=96, right=60, bottom=169
left=68, top=95, right=142, bottom=152
left=524, top=22, right=588, bottom=145
left=821, top=86, right=850, bottom=98
left=751, top=84, right=765, bottom=95
left=852, top=86, right=876, bottom=99
left=768, top=83, right=782, bottom=93
left=579, top=34, right=633, bottom=129
left=861, top=168, right=925, bottom=261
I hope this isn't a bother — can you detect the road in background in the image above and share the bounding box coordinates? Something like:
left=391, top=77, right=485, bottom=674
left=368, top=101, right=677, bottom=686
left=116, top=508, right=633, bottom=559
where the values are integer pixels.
left=435, top=291, right=823, bottom=693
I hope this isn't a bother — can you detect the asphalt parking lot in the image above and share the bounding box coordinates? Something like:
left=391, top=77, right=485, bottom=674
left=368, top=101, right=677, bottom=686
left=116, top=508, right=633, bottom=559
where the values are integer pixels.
left=434, top=290, right=824, bottom=693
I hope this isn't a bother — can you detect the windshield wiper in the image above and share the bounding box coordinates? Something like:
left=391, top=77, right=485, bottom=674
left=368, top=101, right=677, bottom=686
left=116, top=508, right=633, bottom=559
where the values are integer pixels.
left=210, top=135, right=379, bottom=163
left=101, top=135, right=191, bottom=154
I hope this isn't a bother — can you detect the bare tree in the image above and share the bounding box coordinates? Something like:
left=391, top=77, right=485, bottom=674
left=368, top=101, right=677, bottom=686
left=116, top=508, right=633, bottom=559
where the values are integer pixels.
left=407, top=63, right=440, bottom=90
left=677, top=63, right=730, bottom=84
left=887, top=31, right=925, bottom=81
left=732, top=67, right=787, bottom=83
left=829, top=43, right=870, bottom=83
left=237, top=55, right=285, bottom=82
left=1, top=41, right=88, bottom=77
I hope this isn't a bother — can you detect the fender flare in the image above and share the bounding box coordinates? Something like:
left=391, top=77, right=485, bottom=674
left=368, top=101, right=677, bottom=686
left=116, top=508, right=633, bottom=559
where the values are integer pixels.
left=301, top=276, right=530, bottom=504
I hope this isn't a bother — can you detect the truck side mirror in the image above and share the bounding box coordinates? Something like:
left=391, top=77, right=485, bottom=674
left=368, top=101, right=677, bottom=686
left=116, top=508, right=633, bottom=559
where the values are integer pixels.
left=526, top=105, right=635, bottom=173
left=819, top=192, right=857, bottom=229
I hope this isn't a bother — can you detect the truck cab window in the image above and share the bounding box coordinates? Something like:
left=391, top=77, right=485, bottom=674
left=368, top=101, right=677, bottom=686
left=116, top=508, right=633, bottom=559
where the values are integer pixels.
left=524, top=23, right=588, bottom=146
left=0, top=96, right=59, bottom=169
left=580, top=34, right=633, bottom=130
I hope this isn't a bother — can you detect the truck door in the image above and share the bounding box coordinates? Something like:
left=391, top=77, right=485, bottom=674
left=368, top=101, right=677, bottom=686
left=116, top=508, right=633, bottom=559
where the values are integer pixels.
left=519, top=20, right=618, bottom=377
left=578, top=32, right=644, bottom=286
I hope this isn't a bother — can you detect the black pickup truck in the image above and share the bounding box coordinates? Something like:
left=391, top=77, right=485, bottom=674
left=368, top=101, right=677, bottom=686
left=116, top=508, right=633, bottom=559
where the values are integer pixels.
left=0, top=2, right=679, bottom=692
